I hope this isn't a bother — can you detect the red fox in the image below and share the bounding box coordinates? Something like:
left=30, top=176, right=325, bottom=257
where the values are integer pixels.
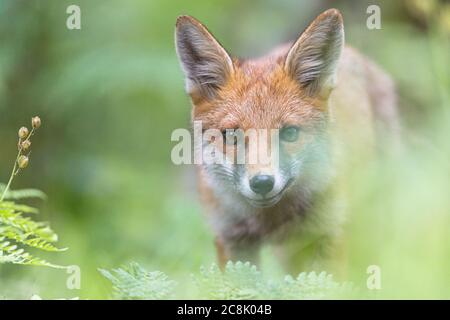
left=175, top=9, right=399, bottom=274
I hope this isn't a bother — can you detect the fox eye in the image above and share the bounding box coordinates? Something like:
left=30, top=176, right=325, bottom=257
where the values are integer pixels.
left=223, top=129, right=237, bottom=145
left=280, top=126, right=300, bottom=142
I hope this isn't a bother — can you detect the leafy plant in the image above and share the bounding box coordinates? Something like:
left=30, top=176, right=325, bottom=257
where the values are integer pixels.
left=100, top=261, right=354, bottom=300
left=193, top=262, right=265, bottom=299
left=98, top=262, right=176, bottom=300
left=0, top=184, right=47, bottom=201
left=194, top=261, right=354, bottom=299
left=0, top=116, right=66, bottom=268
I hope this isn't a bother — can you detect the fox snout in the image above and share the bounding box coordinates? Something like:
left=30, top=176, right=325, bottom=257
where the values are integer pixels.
left=239, top=163, right=295, bottom=207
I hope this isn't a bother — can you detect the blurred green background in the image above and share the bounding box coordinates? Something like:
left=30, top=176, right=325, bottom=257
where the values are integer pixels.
left=0, top=0, right=449, bottom=299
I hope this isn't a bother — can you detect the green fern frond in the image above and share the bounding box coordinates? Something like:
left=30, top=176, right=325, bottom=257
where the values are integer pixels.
left=98, top=262, right=176, bottom=300
left=0, top=239, right=64, bottom=268
left=0, top=201, right=39, bottom=214
left=0, top=197, right=66, bottom=268
left=194, top=261, right=354, bottom=299
left=194, top=261, right=264, bottom=299
left=276, top=271, right=354, bottom=299
left=0, top=203, right=58, bottom=242
left=100, top=261, right=355, bottom=300
left=0, top=227, right=66, bottom=252
left=101, top=261, right=354, bottom=300
left=0, top=184, right=47, bottom=201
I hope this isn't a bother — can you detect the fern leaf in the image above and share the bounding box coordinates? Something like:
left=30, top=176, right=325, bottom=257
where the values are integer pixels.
left=0, top=228, right=66, bottom=252
left=194, top=261, right=354, bottom=299
left=99, top=262, right=176, bottom=300
left=0, top=184, right=47, bottom=201
left=0, top=239, right=64, bottom=268
left=0, top=197, right=66, bottom=268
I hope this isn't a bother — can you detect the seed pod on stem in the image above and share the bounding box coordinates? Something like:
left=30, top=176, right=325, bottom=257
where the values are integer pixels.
left=18, top=127, right=29, bottom=139
left=21, top=140, right=31, bottom=150
left=32, top=116, right=41, bottom=129
left=18, top=155, right=29, bottom=169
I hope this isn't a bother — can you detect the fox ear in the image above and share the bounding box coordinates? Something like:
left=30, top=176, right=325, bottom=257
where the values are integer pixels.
left=285, top=9, right=344, bottom=99
left=175, top=16, right=233, bottom=99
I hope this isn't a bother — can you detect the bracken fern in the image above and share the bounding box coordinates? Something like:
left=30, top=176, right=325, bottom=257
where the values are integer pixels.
left=100, top=261, right=355, bottom=300
left=0, top=189, right=67, bottom=268
left=99, top=262, right=176, bottom=299
left=0, top=116, right=66, bottom=268
left=194, top=261, right=354, bottom=299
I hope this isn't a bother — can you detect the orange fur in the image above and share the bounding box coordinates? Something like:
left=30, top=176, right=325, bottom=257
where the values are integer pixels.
left=176, top=9, right=399, bottom=275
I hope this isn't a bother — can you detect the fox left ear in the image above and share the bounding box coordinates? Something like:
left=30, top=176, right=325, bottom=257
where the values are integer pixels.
left=285, top=9, right=344, bottom=99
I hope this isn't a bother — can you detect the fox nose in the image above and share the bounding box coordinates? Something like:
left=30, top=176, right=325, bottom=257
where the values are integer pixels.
left=249, top=175, right=275, bottom=195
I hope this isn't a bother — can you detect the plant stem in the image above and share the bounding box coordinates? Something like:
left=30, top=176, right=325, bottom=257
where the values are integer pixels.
left=0, top=149, right=21, bottom=202
left=0, top=128, right=35, bottom=202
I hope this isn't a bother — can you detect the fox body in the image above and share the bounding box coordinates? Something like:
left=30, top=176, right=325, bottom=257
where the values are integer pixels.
left=175, top=9, right=398, bottom=273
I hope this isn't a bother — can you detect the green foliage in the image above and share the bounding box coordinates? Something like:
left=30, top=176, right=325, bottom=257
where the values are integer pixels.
left=0, top=183, right=47, bottom=201
left=0, top=187, right=66, bottom=268
left=98, top=262, right=176, bottom=300
left=194, top=262, right=265, bottom=299
left=194, top=261, right=354, bottom=299
left=100, top=261, right=354, bottom=300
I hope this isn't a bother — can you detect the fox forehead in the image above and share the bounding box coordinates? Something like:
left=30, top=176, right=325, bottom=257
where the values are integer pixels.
left=192, top=52, right=326, bottom=130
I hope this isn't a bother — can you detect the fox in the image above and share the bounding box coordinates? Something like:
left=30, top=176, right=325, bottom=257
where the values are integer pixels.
left=175, top=9, right=399, bottom=275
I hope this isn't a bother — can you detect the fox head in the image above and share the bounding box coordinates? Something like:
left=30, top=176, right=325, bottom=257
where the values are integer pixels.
left=175, top=9, right=344, bottom=208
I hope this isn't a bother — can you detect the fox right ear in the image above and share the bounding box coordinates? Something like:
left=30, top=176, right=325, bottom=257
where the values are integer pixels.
left=175, top=16, right=233, bottom=100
